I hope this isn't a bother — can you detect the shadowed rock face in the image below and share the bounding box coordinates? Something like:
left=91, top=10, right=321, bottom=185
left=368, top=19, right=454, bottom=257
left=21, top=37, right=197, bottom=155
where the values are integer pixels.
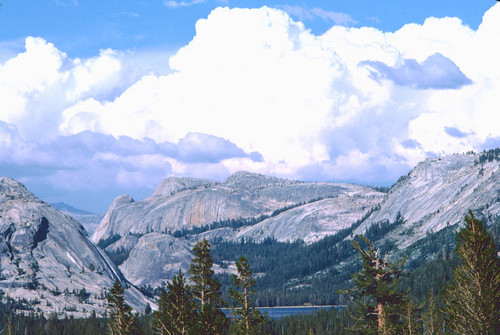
left=0, top=177, right=150, bottom=317
left=353, top=153, right=500, bottom=248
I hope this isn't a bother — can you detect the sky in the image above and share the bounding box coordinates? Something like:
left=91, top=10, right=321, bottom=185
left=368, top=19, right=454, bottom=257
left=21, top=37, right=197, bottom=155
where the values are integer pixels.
left=0, top=1, right=499, bottom=213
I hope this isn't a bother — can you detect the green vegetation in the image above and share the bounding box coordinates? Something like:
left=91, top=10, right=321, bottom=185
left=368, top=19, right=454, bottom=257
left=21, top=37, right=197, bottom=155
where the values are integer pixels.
left=441, top=210, right=500, bottom=334
left=476, top=148, right=500, bottom=164
left=153, top=270, right=195, bottom=334
left=0, top=211, right=498, bottom=334
left=97, top=234, right=122, bottom=249
left=212, top=209, right=407, bottom=306
left=107, top=280, right=142, bottom=335
left=229, top=256, right=265, bottom=334
left=188, top=239, right=228, bottom=334
left=340, top=235, right=408, bottom=334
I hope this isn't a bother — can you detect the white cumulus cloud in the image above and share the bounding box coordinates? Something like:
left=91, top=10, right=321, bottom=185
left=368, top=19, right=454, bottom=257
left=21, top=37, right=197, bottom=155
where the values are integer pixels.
left=1, top=4, right=500, bottom=210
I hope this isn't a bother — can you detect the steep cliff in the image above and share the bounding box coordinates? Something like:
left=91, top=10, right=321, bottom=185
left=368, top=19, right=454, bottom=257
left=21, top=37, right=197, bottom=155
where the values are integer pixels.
left=353, top=153, right=500, bottom=248
left=0, top=178, right=150, bottom=317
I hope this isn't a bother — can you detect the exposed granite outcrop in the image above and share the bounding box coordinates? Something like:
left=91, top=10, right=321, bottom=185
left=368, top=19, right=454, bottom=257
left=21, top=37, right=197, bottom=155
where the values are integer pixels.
left=0, top=177, right=151, bottom=317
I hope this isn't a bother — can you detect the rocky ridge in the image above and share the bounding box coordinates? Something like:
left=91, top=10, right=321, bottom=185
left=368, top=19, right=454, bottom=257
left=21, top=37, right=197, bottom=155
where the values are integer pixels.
left=92, top=172, right=385, bottom=287
left=234, top=193, right=383, bottom=243
left=0, top=178, right=150, bottom=317
left=93, top=152, right=500, bottom=290
left=51, top=202, right=104, bottom=236
left=353, top=153, right=500, bottom=248
left=1, top=151, right=498, bottom=314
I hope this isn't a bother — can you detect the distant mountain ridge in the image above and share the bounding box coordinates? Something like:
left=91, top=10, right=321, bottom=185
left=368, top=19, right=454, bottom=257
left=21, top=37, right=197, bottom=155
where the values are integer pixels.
left=51, top=202, right=93, bottom=215
left=91, top=172, right=386, bottom=287
left=51, top=202, right=104, bottom=236
left=92, top=151, right=499, bottom=290
left=1, top=150, right=498, bottom=313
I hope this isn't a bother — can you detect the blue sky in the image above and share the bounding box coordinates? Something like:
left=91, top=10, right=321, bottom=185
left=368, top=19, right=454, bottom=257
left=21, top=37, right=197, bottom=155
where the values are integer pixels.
left=0, top=0, right=495, bottom=57
left=0, top=1, right=499, bottom=212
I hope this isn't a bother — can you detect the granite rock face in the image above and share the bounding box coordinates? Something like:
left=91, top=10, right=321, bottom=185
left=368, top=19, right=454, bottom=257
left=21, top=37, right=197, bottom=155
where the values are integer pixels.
left=235, top=192, right=383, bottom=243
left=0, top=178, right=150, bottom=317
left=93, top=171, right=381, bottom=243
left=353, top=153, right=500, bottom=248
left=118, top=233, right=193, bottom=288
left=93, top=153, right=500, bottom=289
left=93, top=172, right=385, bottom=287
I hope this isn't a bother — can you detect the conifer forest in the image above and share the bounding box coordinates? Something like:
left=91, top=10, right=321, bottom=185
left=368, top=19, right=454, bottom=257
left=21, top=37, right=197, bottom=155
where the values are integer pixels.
left=0, top=211, right=498, bottom=334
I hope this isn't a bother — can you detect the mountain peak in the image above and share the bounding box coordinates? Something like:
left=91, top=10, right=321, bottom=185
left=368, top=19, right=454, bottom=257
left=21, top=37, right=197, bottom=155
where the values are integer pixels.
left=224, top=171, right=293, bottom=188
left=0, top=177, right=38, bottom=203
left=0, top=177, right=151, bottom=316
left=152, top=176, right=216, bottom=197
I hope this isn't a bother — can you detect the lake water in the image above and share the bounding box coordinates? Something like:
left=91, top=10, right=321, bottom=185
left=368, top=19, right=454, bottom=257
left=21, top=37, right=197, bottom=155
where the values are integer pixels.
left=223, top=305, right=345, bottom=319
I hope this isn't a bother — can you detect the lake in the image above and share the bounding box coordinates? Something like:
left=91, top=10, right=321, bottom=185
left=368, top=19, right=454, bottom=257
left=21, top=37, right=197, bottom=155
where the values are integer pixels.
left=223, top=305, right=346, bottom=319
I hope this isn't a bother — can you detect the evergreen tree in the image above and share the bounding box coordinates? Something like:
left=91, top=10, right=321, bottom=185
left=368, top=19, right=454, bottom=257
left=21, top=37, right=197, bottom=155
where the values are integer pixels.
left=422, top=291, right=442, bottom=335
left=107, top=279, right=142, bottom=335
left=341, top=235, right=407, bottom=334
left=229, top=256, right=266, bottom=335
left=401, top=299, right=423, bottom=335
left=189, top=239, right=228, bottom=334
left=6, top=314, right=14, bottom=335
left=441, top=210, right=500, bottom=334
left=153, top=270, right=196, bottom=335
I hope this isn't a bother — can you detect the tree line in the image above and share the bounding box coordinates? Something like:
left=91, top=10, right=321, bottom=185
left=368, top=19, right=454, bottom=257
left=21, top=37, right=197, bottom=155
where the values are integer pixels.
left=105, top=239, right=266, bottom=335
left=170, top=198, right=329, bottom=238
left=0, top=210, right=499, bottom=334
left=334, top=210, right=499, bottom=334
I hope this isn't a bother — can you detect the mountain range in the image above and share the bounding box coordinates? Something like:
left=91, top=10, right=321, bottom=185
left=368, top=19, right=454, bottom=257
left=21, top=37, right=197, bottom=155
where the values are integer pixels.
left=0, top=149, right=498, bottom=313
left=92, top=150, right=499, bottom=290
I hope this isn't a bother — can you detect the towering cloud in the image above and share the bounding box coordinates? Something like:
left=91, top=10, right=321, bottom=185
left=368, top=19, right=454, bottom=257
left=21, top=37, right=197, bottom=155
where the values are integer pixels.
left=1, top=4, right=500, bottom=210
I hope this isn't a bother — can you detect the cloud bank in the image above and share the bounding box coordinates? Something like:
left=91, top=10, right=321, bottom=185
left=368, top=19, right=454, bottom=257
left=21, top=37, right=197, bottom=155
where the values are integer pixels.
left=361, top=53, right=472, bottom=89
left=1, top=4, right=500, bottom=211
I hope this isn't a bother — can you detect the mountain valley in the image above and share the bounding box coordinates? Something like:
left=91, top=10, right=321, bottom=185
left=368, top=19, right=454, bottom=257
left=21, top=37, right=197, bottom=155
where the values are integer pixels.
left=0, top=149, right=498, bottom=313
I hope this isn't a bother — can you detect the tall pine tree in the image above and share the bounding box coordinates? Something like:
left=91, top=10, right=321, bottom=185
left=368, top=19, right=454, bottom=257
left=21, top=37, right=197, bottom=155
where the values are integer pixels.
left=422, top=290, right=442, bottom=335
left=341, top=235, right=407, bottom=334
left=188, top=239, right=228, bottom=334
left=106, top=279, right=142, bottom=335
left=441, top=210, right=500, bottom=334
left=229, top=256, right=266, bottom=335
left=153, top=270, right=196, bottom=335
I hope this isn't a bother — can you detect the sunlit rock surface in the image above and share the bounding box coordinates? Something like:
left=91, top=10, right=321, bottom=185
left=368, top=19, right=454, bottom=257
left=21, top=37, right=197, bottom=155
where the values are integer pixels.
left=93, top=171, right=385, bottom=286
left=118, top=233, right=193, bottom=288
left=0, top=177, right=151, bottom=317
left=93, top=171, right=382, bottom=243
left=235, top=193, right=383, bottom=243
left=353, top=153, right=500, bottom=248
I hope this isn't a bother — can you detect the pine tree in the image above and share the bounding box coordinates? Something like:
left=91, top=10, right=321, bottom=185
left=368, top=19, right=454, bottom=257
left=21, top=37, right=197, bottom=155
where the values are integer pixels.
left=229, top=256, right=266, bottom=335
left=441, top=210, right=500, bottom=334
left=153, top=270, right=196, bottom=335
left=422, top=291, right=442, bottom=335
left=107, top=279, right=142, bottom=335
left=188, top=239, right=228, bottom=334
left=341, top=235, right=407, bottom=334
left=401, top=299, right=423, bottom=335
left=7, top=314, right=14, bottom=335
